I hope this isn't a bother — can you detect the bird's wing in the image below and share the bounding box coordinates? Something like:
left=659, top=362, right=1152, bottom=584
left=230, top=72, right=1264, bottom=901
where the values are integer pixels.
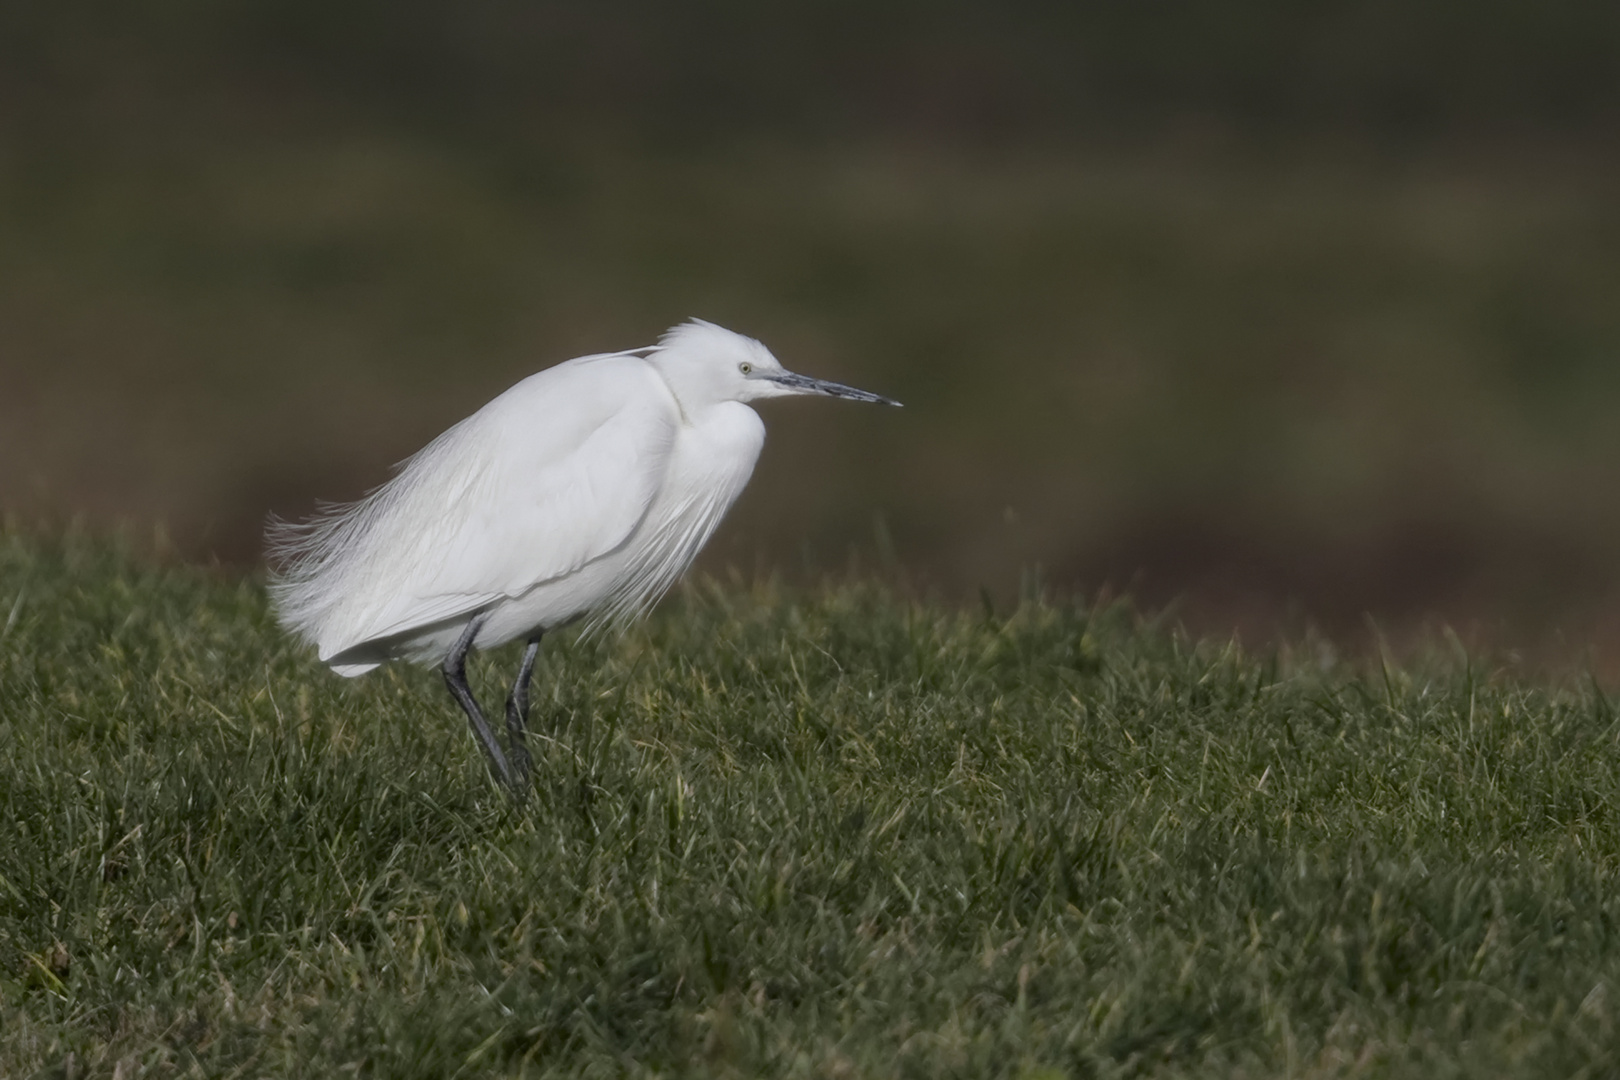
left=311, top=357, right=680, bottom=656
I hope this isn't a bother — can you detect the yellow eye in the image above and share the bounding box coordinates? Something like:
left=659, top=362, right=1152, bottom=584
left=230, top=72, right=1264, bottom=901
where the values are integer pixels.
left=739, top=362, right=753, bottom=375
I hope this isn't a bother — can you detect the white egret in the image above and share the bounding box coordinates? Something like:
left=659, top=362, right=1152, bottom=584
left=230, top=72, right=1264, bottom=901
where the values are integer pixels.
left=268, top=319, right=899, bottom=792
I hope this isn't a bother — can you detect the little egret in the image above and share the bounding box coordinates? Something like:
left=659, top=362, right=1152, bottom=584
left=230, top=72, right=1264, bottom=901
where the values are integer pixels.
left=268, top=319, right=899, bottom=792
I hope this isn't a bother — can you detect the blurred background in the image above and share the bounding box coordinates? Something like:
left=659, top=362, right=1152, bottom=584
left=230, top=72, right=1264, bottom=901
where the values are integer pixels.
left=4, top=1, right=1620, bottom=661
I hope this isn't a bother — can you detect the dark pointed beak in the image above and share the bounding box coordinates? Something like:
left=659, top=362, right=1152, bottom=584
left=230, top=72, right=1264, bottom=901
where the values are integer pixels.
left=768, top=371, right=903, bottom=406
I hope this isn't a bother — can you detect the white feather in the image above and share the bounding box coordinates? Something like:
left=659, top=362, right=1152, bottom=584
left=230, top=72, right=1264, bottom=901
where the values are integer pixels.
left=267, top=319, right=892, bottom=677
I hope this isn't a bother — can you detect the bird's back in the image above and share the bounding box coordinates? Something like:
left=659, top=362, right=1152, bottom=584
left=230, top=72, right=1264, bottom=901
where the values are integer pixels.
left=269, top=353, right=683, bottom=672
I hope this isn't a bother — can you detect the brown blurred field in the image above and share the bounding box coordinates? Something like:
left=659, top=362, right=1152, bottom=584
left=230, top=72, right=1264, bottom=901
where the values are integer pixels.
left=5, top=2, right=1620, bottom=661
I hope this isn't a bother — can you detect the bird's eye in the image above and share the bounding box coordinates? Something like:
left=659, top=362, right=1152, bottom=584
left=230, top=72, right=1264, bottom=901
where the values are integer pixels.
left=738, top=362, right=753, bottom=376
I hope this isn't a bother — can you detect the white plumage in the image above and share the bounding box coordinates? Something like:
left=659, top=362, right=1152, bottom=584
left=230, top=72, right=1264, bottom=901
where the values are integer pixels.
left=268, top=319, right=897, bottom=791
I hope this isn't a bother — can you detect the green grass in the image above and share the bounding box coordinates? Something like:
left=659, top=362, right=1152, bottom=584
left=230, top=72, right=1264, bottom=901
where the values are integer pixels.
left=2, top=532, right=1619, bottom=1078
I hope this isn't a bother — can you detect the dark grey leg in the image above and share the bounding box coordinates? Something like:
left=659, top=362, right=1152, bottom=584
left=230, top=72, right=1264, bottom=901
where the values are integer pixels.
left=442, top=613, right=518, bottom=791
left=504, top=634, right=542, bottom=788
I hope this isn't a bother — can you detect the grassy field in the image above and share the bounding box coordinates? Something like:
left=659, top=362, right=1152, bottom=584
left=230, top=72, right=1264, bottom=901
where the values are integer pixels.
left=3, top=532, right=1619, bottom=1078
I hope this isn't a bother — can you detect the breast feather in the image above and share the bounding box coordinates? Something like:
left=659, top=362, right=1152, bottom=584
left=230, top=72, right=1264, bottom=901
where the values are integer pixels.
left=586, top=401, right=765, bottom=634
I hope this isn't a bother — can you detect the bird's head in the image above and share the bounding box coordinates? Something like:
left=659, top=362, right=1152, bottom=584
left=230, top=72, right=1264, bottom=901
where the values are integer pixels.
left=652, top=320, right=901, bottom=411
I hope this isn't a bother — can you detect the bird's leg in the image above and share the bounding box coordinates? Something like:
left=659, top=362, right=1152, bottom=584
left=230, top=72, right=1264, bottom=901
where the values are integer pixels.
left=442, top=613, right=518, bottom=792
left=503, top=633, right=542, bottom=789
